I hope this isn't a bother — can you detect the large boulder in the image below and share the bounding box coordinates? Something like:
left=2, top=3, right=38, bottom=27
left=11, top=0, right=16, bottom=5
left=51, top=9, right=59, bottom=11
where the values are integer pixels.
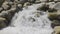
left=15, top=0, right=28, bottom=4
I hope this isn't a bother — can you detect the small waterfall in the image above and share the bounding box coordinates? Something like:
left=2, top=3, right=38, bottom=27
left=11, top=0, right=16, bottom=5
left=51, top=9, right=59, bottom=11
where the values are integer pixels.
left=0, top=3, right=53, bottom=34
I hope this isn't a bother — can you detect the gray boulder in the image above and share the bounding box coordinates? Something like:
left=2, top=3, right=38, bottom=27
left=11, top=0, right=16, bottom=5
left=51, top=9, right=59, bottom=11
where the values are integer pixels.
left=54, top=2, right=60, bottom=10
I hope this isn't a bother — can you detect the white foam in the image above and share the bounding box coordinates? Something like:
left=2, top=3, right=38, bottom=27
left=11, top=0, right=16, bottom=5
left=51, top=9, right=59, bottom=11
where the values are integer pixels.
left=0, top=3, right=53, bottom=34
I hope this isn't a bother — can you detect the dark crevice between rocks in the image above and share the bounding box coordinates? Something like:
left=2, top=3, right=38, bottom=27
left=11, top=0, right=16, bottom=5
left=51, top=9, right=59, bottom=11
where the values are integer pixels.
left=51, top=20, right=60, bottom=28
left=37, top=4, right=49, bottom=11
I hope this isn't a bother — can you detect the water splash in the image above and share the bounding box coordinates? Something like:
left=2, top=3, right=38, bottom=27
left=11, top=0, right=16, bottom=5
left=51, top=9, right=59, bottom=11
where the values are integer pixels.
left=0, top=3, right=53, bottom=34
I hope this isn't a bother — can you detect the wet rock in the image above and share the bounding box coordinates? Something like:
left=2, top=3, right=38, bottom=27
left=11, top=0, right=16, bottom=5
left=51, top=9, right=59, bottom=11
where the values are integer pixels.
left=8, top=7, right=16, bottom=15
left=1, top=11, right=11, bottom=19
left=10, top=0, right=14, bottom=2
left=29, top=17, right=36, bottom=22
left=33, top=11, right=41, bottom=17
left=0, top=11, right=12, bottom=26
left=37, top=4, right=49, bottom=11
left=24, top=2, right=31, bottom=7
left=0, top=7, right=17, bottom=26
left=28, top=0, right=36, bottom=3
left=51, top=20, right=60, bottom=28
left=8, top=2, right=14, bottom=5
left=48, top=8, right=57, bottom=12
left=0, top=7, right=4, bottom=12
left=40, top=0, right=49, bottom=2
left=49, top=0, right=54, bottom=2
left=20, top=0, right=28, bottom=3
left=48, top=2, right=55, bottom=8
left=35, top=0, right=41, bottom=3
left=0, top=17, right=7, bottom=29
left=2, top=1, right=11, bottom=10
left=57, top=10, right=60, bottom=14
left=53, top=26, right=60, bottom=34
left=36, top=0, right=49, bottom=2
left=18, top=4, right=22, bottom=8
left=56, top=15, right=60, bottom=21
left=48, top=12, right=60, bottom=21
left=17, top=4, right=23, bottom=11
left=54, top=0, right=60, bottom=1
left=54, top=2, right=60, bottom=10
left=15, top=0, right=20, bottom=4
left=48, top=13, right=59, bottom=21
left=15, top=0, right=28, bottom=4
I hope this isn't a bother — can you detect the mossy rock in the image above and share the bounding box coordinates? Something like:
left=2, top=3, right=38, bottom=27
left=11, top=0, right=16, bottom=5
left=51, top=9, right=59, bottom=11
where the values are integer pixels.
left=0, top=0, right=5, bottom=7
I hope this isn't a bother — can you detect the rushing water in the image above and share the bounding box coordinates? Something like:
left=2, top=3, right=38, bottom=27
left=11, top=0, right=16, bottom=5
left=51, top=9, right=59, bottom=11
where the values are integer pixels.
left=0, top=3, right=53, bottom=34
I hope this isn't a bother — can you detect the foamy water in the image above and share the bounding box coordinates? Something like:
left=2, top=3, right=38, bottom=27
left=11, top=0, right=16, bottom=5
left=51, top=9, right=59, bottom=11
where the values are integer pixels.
left=0, top=3, right=53, bottom=34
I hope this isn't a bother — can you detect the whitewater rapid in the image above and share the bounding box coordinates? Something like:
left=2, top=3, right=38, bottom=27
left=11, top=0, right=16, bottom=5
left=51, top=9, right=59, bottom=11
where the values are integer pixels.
left=0, top=3, right=53, bottom=34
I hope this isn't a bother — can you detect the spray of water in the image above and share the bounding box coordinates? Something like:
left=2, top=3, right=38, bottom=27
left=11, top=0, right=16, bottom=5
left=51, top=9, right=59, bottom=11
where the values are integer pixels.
left=0, top=3, right=53, bottom=34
